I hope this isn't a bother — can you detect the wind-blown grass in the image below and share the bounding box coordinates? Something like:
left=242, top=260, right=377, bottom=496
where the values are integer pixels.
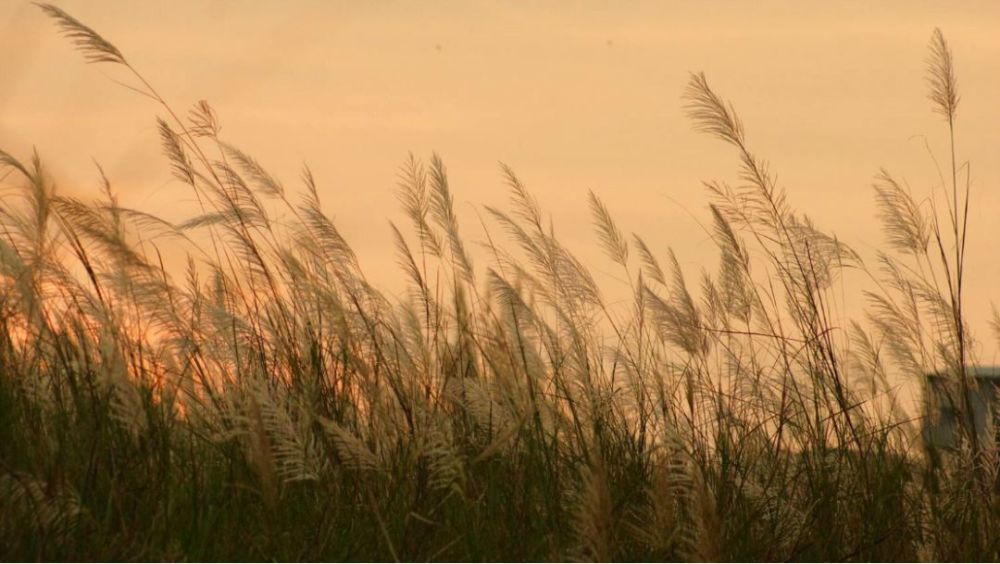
left=0, top=6, right=997, bottom=561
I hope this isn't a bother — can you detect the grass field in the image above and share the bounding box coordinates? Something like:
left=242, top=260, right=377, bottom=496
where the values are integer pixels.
left=1, top=5, right=998, bottom=561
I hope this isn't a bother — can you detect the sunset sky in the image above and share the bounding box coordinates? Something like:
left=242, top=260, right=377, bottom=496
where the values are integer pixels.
left=3, top=1, right=1000, bottom=358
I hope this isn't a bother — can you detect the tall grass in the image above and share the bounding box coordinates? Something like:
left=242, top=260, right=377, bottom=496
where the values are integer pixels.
left=1, top=5, right=997, bottom=561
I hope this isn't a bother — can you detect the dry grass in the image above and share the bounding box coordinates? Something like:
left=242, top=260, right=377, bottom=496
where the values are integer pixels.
left=0, top=6, right=997, bottom=561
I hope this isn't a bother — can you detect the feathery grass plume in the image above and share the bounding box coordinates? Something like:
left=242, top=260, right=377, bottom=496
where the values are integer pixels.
left=645, top=249, right=707, bottom=356
left=213, top=160, right=269, bottom=226
left=51, top=196, right=155, bottom=271
left=927, top=28, right=959, bottom=121
left=685, top=72, right=744, bottom=146
left=487, top=194, right=602, bottom=312
left=222, top=143, right=285, bottom=198
left=318, top=416, right=380, bottom=472
left=688, top=83, right=792, bottom=246
left=573, top=458, right=614, bottom=562
left=298, top=166, right=359, bottom=272
left=247, top=378, right=320, bottom=484
left=188, top=99, right=221, bottom=138
left=397, top=153, right=443, bottom=258
left=485, top=207, right=549, bottom=278
left=0, top=148, right=31, bottom=179
left=588, top=190, right=629, bottom=268
left=499, top=162, right=542, bottom=228
left=107, top=206, right=186, bottom=243
left=0, top=150, right=53, bottom=323
left=626, top=459, right=682, bottom=557
left=176, top=210, right=229, bottom=232
left=689, top=467, right=723, bottom=562
left=848, top=320, right=912, bottom=431
left=552, top=238, right=603, bottom=308
left=37, top=3, right=126, bottom=65
left=784, top=214, right=860, bottom=288
left=421, top=420, right=466, bottom=494
left=632, top=234, right=665, bottom=285
left=486, top=268, right=538, bottom=326
left=874, top=169, right=930, bottom=255
left=444, top=376, right=509, bottom=434
left=158, top=119, right=195, bottom=186
left=709, top=204, right=752, bottom=323
left=428, top=154, right=474, bottom=283
left=390, top=222, right=429, bottom=300
left=630, top=434, right=699, bottom=559
left=96, top=329, right=148, bottom=441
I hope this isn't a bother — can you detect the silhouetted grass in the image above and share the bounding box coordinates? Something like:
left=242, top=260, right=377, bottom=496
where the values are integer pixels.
left=1, top=5, right=997, bottom=561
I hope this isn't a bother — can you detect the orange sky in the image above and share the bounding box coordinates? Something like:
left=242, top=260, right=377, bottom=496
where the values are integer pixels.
left=3, top=1, right=1000, bottom=359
